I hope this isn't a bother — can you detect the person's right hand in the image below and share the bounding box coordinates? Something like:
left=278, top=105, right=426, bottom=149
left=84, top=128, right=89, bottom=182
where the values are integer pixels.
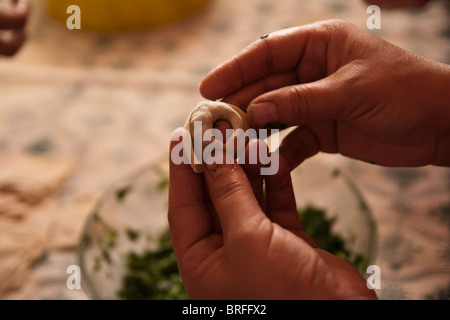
left=0, top=0, right=29, bottom=57
left=200, top=20, right=450, bottom=170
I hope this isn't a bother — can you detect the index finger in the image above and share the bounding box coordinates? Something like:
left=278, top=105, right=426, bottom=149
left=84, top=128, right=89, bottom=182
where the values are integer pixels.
left=199, top=21, right=332, bottom=101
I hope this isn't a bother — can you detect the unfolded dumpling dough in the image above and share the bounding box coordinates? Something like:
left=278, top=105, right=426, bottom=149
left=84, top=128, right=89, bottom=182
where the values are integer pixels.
left=184, top=101, right=250, bottom=173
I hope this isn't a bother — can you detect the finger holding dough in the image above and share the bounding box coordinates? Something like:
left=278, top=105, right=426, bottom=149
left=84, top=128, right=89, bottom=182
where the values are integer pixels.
left=183, top=100, right=250, bottom=173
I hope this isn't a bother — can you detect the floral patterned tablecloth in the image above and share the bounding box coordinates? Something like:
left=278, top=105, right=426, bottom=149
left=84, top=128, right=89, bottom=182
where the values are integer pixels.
left=0, top=0, right=448, bottom=300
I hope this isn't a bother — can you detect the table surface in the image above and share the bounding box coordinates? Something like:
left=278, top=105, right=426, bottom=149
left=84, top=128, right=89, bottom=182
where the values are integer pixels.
left=0, top=0, right=449, bottom=300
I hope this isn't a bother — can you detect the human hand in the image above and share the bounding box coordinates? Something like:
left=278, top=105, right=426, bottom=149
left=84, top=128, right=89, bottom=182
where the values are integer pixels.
left=200, top=20, right=450, bottom=169
left=168, top=129, right=377, bottom=300
left=363, top=0, right=431, bottom=9
left=0, top=0, right=29, bottom=56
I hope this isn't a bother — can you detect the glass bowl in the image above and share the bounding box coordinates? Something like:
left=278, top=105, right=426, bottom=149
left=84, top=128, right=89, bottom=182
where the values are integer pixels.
left=79, top=155, right=377, bottom=300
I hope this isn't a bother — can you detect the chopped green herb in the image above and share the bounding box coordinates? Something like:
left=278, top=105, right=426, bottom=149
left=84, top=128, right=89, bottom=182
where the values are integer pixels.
left=154, top=168, right=170, bottom=193
left=102, top=249, right=112, bottom=264
left=298, top=205, right=367, bottom=270
left=119, top=230, right=188, bottom=300
left=81, top=233, right=91, bottom=248
left=92, top=211, right=100, bottom=222
left=116, top=185, right=132, bottom=202
left=126, top=229, right=141, bottom=242
left=107, top=230, right=118, bottom=248
left=350, top=253, right=368, bottom=272
left=94, top=256, right=102, bottom=272
left=119, top=205, right=367, bottom=299
left=331, top=168, right=341, bottom=178
left=299, top=205, right=348, bottom=257
left=26, top=138, right=52, bottom=154
left=156, top=178, right=169, bottom=192
left=359, top=200, right=369, bottom=212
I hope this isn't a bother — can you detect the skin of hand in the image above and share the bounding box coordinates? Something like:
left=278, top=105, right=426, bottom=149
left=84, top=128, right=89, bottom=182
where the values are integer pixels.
left=168, top=128, right=377, bottom=300
left=363, top=0, right=431, bottom=9
left=0, top=0, right=29, bottom=57
left=200, top=20, right=450, bottom=170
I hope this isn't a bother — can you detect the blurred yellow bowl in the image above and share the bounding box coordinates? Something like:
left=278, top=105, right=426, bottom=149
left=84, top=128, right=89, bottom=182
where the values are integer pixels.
left=45, top=0, right=211, bottom=32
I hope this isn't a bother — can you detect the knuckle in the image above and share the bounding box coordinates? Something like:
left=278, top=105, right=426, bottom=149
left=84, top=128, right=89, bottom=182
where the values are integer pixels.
left=289, top=85, right=314, bottom=123
left=323, top=19, right=353, bottom=33
left=320, top=19, right=355, bottom=42
left=211, top=177, right=244, bottom=204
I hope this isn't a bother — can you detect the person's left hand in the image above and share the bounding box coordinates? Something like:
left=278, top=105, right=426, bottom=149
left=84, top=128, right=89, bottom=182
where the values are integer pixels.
left=168, top=128, right=377, bottom=300
left=0, top=0, right=29, bottom=57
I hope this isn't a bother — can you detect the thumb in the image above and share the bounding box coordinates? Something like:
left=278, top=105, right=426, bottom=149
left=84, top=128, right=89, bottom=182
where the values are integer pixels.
left=204, top=156, right=265, bottom=237
left=247, top=66, right=357, bottom=128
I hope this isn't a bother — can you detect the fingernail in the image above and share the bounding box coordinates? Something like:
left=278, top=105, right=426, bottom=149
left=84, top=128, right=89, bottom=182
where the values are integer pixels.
left=205, top=150, right=234, bottom=177
left=206, top=162, right=234, bottom=178
left=249, top=102, right=279, bottom=127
